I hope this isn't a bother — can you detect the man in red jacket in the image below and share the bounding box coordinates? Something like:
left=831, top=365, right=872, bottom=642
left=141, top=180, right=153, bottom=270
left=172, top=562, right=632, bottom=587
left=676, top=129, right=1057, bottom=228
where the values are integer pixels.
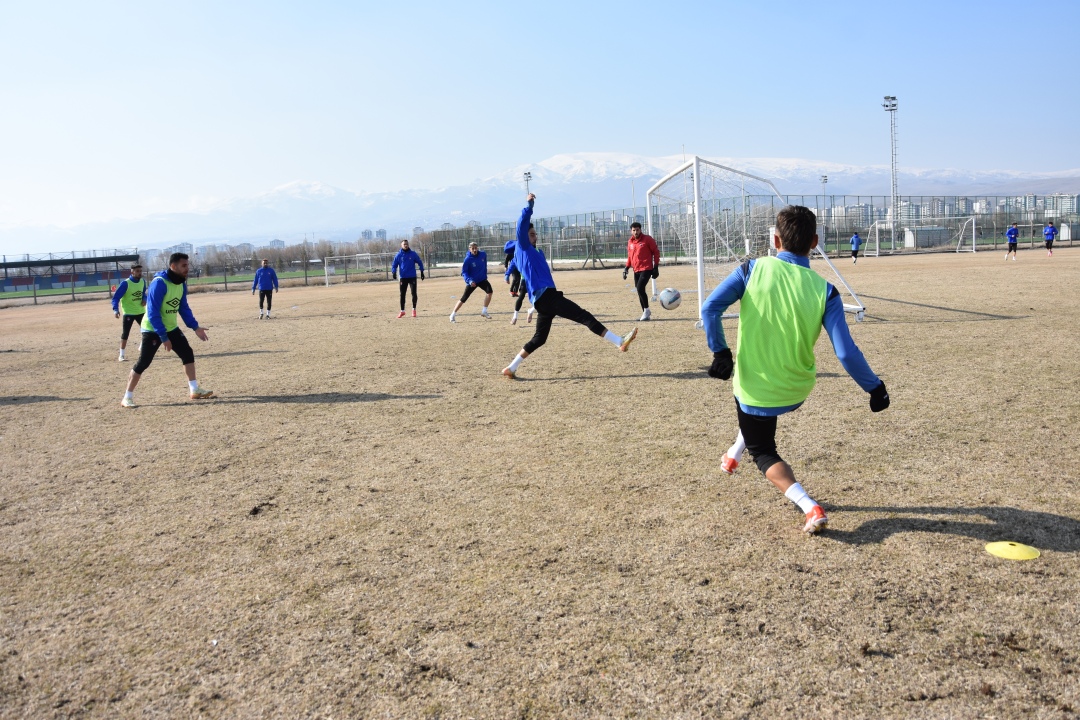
left=622, top=222, right=660, bottom=320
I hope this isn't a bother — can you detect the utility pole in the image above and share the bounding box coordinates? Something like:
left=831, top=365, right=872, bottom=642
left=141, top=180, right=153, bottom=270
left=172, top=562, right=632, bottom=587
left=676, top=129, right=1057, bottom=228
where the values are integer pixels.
left=820, top=175, right=828, bottom=255
left=883, top=95, right=899, bottom=250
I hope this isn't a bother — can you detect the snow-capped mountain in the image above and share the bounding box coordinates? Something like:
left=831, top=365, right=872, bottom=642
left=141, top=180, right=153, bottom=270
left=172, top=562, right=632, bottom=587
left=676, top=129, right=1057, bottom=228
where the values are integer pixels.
left=3, top=152, right=1079, bottom=254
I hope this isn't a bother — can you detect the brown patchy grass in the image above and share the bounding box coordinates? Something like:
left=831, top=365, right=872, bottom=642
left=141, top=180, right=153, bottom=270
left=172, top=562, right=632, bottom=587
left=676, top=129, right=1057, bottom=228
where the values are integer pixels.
left=1, top=248, right=1078, bottom=719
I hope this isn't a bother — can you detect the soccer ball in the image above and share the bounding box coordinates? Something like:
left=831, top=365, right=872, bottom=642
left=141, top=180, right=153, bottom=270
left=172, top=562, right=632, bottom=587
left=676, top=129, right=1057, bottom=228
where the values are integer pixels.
left=658, top=287, right=681, bottom=310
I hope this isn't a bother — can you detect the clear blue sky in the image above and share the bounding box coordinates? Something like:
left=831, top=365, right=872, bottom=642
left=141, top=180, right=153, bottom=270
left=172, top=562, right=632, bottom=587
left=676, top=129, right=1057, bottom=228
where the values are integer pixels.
left=1, top=0, right=1076, bottom=228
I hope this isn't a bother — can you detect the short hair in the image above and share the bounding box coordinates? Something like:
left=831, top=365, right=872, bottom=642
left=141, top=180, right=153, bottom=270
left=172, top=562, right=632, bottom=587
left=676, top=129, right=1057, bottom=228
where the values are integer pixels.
left=469, top=242, right=479, bottom=248
left=528, top=223, right=535, bottom=230
left=631, top=221, right=642, bottom=230
left=774, top=206, right=817, bottom=255
left=168, top=252, right=189, bottom=266
left=130, top=264, right=142, bottom=271
left=261, top=258, right=268, bottom=262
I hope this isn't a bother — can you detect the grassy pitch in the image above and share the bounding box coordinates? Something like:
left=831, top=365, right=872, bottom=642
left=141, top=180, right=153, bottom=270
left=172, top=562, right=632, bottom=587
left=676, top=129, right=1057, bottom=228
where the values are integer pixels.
left=1, top=249, right=1078, bottom=718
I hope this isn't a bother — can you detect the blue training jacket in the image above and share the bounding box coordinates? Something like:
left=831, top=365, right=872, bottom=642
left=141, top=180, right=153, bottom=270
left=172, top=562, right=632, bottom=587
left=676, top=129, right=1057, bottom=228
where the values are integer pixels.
left=701, top=252, right=881, bottom=416
left=461, top=251, right=488, bottom=285
left=514, top=200, right=555, bottom=303
left=1044, top=225, right=1058, bottom=241
left=252, top=266, right=279, bottom=291
left=1006, top=227, right=1019, bottom=242
left=850, top=234, right=863, bottom=250
left=145, top=269, right=199, bottom=341
left=392, top=249, right=425, bottom=279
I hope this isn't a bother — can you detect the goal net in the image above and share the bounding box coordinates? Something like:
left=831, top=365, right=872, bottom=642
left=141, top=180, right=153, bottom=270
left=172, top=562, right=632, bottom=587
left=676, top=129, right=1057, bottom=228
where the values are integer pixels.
left=871, top=216, right=977, bottom=253
left=646, top=157, right=865, bottom=324
left=323, top=253, right=395, bottom=285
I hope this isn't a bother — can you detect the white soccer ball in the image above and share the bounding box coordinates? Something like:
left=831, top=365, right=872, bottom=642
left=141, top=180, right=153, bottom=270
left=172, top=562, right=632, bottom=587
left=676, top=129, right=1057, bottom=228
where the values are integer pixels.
left=658, top=287, right=681, bottom=310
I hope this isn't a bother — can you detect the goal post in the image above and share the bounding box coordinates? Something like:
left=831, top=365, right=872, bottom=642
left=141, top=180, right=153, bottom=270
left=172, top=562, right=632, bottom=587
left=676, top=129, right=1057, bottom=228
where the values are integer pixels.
left=323, top=253, right=395, bottom=286
left=646, top=156, right=866, bottom=325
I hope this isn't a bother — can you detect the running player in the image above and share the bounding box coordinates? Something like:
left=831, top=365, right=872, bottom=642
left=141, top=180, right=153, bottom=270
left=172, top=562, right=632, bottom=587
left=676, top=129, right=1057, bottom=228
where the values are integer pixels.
left=702, top=205, right=889, bottom=534
left=450, top=242, right=493, bottom=322
left=120, top=252, right=213, bottom=407
left=622, top=222, right=660, bottom=321
left=850, top=232, right=863, bottom=264
left=505, top=244, right=535, bottom=325
left=1044, top=221, right=1058, bottom=257
left=1005, top=223, right=1019, bottom=260
left=501, top=194, right=638, bottom=379
left=251, top=259, right=279, bottom=319
left=111, top=264, right=146, bottom=361
left=391, top=239, right=425, bottom=318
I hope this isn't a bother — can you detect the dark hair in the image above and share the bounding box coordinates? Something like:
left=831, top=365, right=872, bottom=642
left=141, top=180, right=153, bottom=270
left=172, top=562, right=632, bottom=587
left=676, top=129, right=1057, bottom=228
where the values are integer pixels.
left=130, top=264, right=142, bottom=270
left=528, top=223, right=534, bottom=230
left=168, top=252, right=189, bottom=266
left=631, top=221, right=642, bottom=230
left=774, top=206, right=817, bottom=255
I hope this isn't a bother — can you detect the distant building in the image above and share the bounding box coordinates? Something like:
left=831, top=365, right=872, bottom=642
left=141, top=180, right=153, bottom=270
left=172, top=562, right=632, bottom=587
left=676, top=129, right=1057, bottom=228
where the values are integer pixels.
left=375, top=229, right=387, bottom=240
left=1045, top=194, right=1079, bottom=214
left=955, top=198, right=973, bottom=214
left=466, top=220, right=481, bottom=228
left=361, top=230, right=374, bottom=240
left=413, top=227, right=424, bottom=236
left=268, top=239, right=286, bottom=249
left=440, top=223, right=455, bottom=231
left=163, top=242, right=194, bottom=256
left=233, top=243, right=254, bottom=256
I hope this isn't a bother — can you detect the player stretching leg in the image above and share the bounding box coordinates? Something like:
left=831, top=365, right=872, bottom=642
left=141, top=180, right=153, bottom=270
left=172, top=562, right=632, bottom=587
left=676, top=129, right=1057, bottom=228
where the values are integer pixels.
left=121, top=253, right=213, bottom=407
left=391, top=239, right=425, bottom=318
left=1005, top=223, right=1019, bottom=260
left=450, top=242, right=493, bottom=322
left=502, top=194, right=638, bottom=379
left=111, top=264, right=146, bottom=361
left=252, top=258, right=279, bottom=318
left=702, top=206, right=889, bottom=533
left=506, top=254, right=534, bottom=325
left=622, top=221, right=660, bottom=321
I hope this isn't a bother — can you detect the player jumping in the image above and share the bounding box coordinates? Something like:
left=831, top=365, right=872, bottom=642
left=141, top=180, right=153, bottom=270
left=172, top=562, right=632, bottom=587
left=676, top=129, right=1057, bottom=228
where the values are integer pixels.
left=702, top=205, right=889, bottom=534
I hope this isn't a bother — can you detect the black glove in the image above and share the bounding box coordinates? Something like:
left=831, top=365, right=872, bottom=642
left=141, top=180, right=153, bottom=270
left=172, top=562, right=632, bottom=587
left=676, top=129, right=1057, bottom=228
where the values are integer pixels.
left=708, top=349, right=733, bottom=380
left=651, top=266, right=659, bottom=279
left=420, top=271, right=425, bottom=281
left=869, top=381, right=890, bottom=412
left=622, top=267, right=629, bottom=280
left=392, top=272, right=397, bottom=281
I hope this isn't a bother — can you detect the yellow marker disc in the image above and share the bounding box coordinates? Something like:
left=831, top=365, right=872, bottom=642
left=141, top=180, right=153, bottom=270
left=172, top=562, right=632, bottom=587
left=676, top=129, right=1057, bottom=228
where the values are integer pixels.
left=985, top=542, right=1041, bottom=561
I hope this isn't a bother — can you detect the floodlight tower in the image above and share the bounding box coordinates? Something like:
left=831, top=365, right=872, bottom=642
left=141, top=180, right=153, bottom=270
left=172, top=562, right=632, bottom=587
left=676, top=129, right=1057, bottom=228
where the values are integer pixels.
left=820, top=175, right=828, bottom=249
left=523, top=171, right=532, bottom=194
left=883, top=95, right=899, bottom=249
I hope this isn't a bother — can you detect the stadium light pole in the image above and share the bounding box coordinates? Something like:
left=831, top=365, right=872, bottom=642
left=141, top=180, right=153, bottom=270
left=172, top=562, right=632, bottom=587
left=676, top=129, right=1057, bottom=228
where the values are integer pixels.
left=820, top=175, right=828, bottom=253
left=883, top=95, right=899, bottom=250
left=524, top=171, right=532, bottom=194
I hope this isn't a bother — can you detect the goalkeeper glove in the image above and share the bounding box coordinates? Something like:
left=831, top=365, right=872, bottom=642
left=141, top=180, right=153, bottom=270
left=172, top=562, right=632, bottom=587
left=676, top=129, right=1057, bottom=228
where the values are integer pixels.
left=392, top=272, right=397, bottom=280
left=622, top=267, right=629, bottom=280
left=869, top=381, right=890, bottom=412
left=420, top=271, right=425, bottom=280
left=708, top=348, right=733, bottom=380
left=651, top=266, right=659, bottom=279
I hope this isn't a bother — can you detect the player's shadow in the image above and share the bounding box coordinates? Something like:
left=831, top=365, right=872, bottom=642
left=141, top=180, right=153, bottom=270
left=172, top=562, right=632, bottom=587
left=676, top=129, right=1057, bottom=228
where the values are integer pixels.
left=857, top=294, right=1030, bottom=323
left=0, top=395, right=91, bottom=406
left=201, top=350, right=284, bottom=358
left=823, top=505, right=1080, bottom=552
left=520, top=371, right=702, bottom=382
left=218, top=392, right=441, bottom=404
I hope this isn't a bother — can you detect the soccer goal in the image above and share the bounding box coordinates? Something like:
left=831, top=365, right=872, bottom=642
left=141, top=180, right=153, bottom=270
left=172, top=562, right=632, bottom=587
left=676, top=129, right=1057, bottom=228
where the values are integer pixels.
left=871, top=217, right=977, bottom=253
left=646, top=156, right=865, bottom=325
left=323, top=253, right=395, bottom=286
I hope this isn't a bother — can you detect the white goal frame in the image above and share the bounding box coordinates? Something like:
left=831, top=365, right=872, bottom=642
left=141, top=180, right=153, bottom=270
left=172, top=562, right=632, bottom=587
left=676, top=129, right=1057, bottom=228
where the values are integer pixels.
left=323, top=253, right=394, bottom=285
left=646, top=156, right=865, bottom=325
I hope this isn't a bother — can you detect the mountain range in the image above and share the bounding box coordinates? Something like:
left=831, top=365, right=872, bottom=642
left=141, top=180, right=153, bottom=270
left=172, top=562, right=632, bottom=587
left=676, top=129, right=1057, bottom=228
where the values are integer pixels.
left=3, top=152, right=1079, bottom=254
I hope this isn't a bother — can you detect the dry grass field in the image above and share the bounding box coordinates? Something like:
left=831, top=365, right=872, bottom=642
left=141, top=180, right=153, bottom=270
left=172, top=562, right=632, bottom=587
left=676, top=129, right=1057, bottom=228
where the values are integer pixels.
left=1, top=248, right=1078, bottom=719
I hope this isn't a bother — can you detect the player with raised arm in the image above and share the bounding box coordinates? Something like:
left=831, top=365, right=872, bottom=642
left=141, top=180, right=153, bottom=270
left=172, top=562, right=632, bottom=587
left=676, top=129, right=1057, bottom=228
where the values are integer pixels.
left=1044, top=221, right=1057, bottom=257
left=252, top=259, right=279, bottom=319
left=111, top=264, right=146, bottom=361
left=702, top=205, right=889, bottom=534
left=120, top=253, right=213, bottom=407
left=622, top=222, right=660, bottom=321
left=1005, top=223, right=1019, bottom=260
left=450, top=242, right=493, bottom=322
left=501, top=194, right=638, bottom=379
left=391, top=239, right=425, bottom=318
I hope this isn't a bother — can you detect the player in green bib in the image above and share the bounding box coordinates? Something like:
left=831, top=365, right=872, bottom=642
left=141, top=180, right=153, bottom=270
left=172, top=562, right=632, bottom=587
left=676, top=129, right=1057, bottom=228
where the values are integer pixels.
left=701, top=205, right=889, bottom=534
left=120, top=252, right=213, bottom=407
left=110, top=264, right=146, bottom=361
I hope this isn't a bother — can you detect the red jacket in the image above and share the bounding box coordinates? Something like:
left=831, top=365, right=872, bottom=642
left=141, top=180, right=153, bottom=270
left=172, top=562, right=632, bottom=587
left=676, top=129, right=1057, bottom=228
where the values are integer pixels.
left=626, top=234, right=660, bottom=272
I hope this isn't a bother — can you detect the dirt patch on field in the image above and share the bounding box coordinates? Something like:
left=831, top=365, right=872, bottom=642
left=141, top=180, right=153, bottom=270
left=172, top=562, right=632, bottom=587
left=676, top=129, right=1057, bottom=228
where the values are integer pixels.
left=1, top=249, right=1078, bottom=718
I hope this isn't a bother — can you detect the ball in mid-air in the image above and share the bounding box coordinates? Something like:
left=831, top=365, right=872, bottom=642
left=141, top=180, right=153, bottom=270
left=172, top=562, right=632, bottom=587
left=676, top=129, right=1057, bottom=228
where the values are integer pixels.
left=658, top=287, right=681, bottom=310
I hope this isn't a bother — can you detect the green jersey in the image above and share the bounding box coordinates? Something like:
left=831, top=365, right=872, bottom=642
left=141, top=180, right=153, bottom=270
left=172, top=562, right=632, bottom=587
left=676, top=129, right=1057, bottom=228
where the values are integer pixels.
left=118, top=278, right=146, bottom=316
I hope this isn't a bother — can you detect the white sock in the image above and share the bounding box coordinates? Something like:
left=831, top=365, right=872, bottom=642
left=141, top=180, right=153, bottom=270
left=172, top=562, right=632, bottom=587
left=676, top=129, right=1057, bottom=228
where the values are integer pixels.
left=603, top=330, right=622, bottom=347
left=188, top=380, right=199, bottom=392
left=507, top=354, right=524, bottom=372
left=124, top=391, right=133, bottom=400
left=512, top=311, right=518, bottom=320
left=784, top=483, right=818, bottom=514
left=119, top=350, right=125, bottom=357
left=727, top=433, right=746, bottom=461
left=449, top=312, right=456, bottom=320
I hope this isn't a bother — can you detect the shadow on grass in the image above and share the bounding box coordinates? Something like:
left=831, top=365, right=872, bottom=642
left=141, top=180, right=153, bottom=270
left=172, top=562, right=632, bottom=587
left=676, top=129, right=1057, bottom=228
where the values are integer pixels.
left=516, top=371, right=704, bottom=382
left=201, top=350, right=283, bottom=358
left=858, top=294, right=1030, bottom=323
left=157, top=392, right=440, bottom=406
left=824, top=505, right=1080, bottom=552
left=0, top=396, right=91, bottom=406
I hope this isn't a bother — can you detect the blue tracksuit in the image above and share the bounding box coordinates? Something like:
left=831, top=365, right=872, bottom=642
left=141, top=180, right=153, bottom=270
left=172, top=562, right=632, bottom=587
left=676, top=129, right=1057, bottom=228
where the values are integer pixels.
left=111, top=276, right=147, bottom=313
left=252, top=266, right=279, bottom=291
left=461, top=251, right=488, bottom=285
left=1006, top=227, right=1019, bottom=243
left=1044, top=225, right=1058, bottom=242
left=850, top=234, right=863, bottom=251
left=145, top=270, right=199, bottom=342
left=514, top=200, right=555, bottom=303
left=392, top=249, right=425, bottom=279
left=701, top=252, right=880, bottom=416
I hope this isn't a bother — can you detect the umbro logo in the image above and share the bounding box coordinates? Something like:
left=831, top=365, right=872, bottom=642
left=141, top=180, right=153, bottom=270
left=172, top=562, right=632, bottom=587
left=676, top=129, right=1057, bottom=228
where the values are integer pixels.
left=133, top=291, right=143, bottom=300
left=166, top=298, right=181, bottom=309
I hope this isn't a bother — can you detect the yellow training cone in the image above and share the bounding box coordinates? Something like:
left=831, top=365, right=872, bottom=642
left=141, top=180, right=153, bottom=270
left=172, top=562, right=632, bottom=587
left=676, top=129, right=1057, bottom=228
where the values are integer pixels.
left=985, top=542, right=1041, bottom=561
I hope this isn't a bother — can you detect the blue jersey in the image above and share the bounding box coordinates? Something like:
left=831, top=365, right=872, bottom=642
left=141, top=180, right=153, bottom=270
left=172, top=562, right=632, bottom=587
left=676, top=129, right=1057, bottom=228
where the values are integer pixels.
left=850, top=234, right=863, bottom=250
left=514, top=200, right=555, bottom=303
left=1044, top=225, right=1058, bottom=241
left=252, top=266, right=279, bottom=291
left=701, top=252, right=880, bottom=416
left=461, top=251, right=488, bottom=285
left=1006, top=227, right=1019, bottom=243
left=392, top=249, right=425, bottom=279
